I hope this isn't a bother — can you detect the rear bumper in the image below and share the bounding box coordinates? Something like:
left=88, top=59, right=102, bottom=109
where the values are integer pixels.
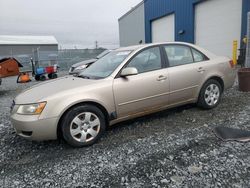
left=10, top=114, right=58, bottom=141
left=224, top=69, right=237, bottom=90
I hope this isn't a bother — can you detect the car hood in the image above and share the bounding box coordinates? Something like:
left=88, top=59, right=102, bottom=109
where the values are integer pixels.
left=72, top=59, right=97, bottom=68
left=15, top=76, right=100, bottom=104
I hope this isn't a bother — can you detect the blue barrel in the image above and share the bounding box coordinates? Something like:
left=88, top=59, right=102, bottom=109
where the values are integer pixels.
left=36, top=68, right=45, bottom=75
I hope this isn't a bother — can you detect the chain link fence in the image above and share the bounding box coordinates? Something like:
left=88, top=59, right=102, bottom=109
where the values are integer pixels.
left=0, top=48, right=106, bottom=72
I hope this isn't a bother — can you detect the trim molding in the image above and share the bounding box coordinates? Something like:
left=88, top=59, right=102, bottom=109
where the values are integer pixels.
left=118, top=85, right=198, bottom=106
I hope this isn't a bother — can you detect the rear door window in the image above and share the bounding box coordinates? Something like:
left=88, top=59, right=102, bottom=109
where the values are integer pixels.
left=164, top=45, right=194, bottom=67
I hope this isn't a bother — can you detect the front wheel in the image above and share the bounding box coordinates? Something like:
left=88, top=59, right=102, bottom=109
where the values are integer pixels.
left=198, top=79, right=222, bottom=109
left=35, top=75, right=40, bottom=81
left=61, top=105, right=106, bottom=147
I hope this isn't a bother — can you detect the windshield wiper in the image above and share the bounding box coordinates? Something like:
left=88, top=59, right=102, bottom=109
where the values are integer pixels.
left=78, top=75, right=90, bottom=79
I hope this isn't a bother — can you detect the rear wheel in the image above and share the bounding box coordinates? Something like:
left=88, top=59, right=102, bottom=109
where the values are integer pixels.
left=40, top=75, right=46, bottom=81
left=48, top=73, right=57, bottom=79
left=61, top=105, right=106, bottom=147
left=48, top=73, right=52, bottom=79
left=51, top=73, right=58, bottom=79
left=198, top=79, right=222, bottom=109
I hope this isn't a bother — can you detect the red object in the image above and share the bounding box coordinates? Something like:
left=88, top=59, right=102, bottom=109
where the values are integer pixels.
left=45, top=66, right=57, bottom=74
left=0, top=58, right=23, bottom=78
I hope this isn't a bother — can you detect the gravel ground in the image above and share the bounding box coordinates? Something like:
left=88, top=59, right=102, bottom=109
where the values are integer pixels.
left=0, top=73, right=250, bottom=188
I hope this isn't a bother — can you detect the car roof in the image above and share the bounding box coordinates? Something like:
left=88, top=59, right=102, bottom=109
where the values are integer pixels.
left=115, top=42, right=217, bottom=58
left=115, top=45, right=145, bottom=51
left=115, top=42, right=197, bottom=51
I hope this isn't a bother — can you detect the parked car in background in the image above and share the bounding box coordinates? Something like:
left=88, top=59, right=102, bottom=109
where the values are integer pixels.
left=69, top=50, right=111, bottom=75
left=11, top=42, right=236, bottom=147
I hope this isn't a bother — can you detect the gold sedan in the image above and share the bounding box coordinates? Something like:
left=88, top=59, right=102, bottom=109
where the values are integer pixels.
left=10, top=42, right=236, bottom=147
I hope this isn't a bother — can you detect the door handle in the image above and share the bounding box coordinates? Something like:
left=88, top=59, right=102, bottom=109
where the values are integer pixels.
left=157, top=75, right=167, bottom=81
left=197, top=67, right=205, bottom=73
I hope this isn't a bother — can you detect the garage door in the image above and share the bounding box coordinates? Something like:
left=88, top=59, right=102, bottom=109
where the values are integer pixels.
left=195, top=0, right=242, bottom=58
left=152, top=14, right=175, bottom=43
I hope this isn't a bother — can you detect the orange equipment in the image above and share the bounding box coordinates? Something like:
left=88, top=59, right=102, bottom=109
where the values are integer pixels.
left=17, top=72, right=31, bottom=83
left=0, top=58, right=23, bottom=78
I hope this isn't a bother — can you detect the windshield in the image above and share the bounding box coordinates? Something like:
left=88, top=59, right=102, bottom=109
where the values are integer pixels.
left=78, top=50, right=131, bottom=79
left=96, top=50, right=110, bottom=59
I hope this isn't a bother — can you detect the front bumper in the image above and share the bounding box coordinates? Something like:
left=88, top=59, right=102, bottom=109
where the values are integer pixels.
left=10, top=113, right=58, bottom=141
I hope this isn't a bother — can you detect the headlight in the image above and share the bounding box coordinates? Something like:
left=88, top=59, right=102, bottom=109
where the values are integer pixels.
left=75, top=65, right=87, bottom=71
left=16, top=102, right=47, bottom=115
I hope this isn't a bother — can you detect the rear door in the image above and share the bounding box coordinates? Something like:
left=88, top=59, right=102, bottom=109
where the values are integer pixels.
left=163, top=44, right=209, bottom=105
left=113, top=46, right=169, bottom=118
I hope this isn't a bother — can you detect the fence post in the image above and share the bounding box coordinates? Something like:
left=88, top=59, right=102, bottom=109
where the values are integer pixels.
left=233, top=40, right=238, bottom=65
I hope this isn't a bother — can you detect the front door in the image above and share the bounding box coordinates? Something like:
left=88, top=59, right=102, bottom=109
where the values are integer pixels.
left=113, top=46, right=169, bottom=118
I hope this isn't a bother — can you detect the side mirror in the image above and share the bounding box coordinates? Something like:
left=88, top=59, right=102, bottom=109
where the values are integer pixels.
left=120, top=67, right=138, bottom=77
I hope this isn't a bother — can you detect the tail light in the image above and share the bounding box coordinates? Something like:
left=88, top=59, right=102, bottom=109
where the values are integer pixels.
left=229, top=60, right=235, bottom=68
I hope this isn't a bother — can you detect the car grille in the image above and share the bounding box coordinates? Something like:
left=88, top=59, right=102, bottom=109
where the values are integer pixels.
left=70, top=67, right=75, bottom=73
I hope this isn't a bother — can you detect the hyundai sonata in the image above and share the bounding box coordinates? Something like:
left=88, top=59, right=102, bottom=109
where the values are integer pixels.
left=10, top=42, right=236, bottom=147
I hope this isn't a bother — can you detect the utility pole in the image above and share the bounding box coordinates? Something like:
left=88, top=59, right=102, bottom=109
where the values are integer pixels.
left=95, top=41, right=98, bottom=49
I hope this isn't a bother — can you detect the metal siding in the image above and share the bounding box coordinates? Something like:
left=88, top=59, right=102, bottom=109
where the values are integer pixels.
left=145, top=0, right=198, bottom=43
left=0, top=45, right=58, bottom=57
left=241, top=0, right=250, bottom=47
left=145, top=0, right=249, bottom=45
left=0, top=36, right=58, bottom=45
left=175, top=1, right=194, bottom=43
left=119, top=3, right=145, bottom=47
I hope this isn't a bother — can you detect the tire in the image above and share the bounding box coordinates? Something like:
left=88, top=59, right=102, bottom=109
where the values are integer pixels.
left=40, top=75, right=46, bottom=81
left=35, top=75, right=40, bottom=81
left=48, top=73, right=52, bottom=79
left=197, top=79, right=222, bottom=109
left=48, top=73, right=57, bottom=79
left=51, top=73, right=58, bottom=79
left=61, top=105, right=106, bottom=147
